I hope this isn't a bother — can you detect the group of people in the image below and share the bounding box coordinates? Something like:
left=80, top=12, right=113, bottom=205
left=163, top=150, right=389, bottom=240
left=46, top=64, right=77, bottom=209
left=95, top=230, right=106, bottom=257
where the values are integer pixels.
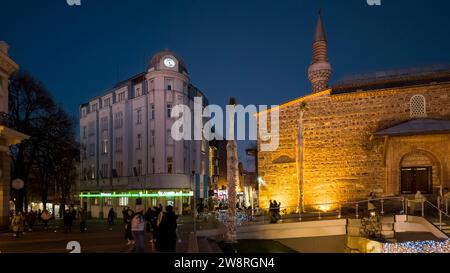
left=9, top=210, right=51, bottom=237
left=269, top=200, right=281, bottom=223
left=118, top=205, right=178, bottom=253
left=63, top=208, right=88, bottom=234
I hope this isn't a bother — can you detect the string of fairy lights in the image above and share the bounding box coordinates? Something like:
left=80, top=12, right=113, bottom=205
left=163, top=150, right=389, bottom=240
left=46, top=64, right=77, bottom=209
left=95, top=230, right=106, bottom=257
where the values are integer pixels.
left=383, top=240, right=450, bottom=253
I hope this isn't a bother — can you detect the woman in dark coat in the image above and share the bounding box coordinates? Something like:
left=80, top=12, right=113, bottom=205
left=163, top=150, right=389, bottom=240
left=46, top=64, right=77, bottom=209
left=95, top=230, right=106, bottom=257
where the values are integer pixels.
left=156, top=206, right=178, bottom=252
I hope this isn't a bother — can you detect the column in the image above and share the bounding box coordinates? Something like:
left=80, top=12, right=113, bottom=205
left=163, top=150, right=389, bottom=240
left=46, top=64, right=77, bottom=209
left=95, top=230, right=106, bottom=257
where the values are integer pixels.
left=0, top=148, right=11, bottom=230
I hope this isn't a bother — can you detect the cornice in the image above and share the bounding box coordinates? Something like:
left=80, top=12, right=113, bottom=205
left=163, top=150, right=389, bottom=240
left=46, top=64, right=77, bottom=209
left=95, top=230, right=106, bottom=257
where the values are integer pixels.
left=0, top=51, right=19, bottom=76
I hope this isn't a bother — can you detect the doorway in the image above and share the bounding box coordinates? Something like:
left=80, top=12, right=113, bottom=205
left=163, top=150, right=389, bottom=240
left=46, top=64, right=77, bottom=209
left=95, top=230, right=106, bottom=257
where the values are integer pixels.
left=401, top=167, right=432, bottom=194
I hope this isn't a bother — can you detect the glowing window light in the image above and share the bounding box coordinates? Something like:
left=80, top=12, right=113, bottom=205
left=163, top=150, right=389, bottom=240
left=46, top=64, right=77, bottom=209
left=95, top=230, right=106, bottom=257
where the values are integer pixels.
left=79, top=191, right=194, bottom=198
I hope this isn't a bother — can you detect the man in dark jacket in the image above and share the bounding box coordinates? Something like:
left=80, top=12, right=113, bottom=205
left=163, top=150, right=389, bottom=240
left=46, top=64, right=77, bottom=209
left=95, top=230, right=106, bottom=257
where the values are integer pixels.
left=156, top=206, right=178, bottom=252
left=63, top=210, right=73, bottom=233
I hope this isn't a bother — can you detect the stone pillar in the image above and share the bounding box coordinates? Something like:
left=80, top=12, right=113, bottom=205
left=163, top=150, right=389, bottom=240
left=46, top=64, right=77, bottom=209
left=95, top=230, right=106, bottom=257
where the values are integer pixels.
left=0, top=149, right=11, bottom=230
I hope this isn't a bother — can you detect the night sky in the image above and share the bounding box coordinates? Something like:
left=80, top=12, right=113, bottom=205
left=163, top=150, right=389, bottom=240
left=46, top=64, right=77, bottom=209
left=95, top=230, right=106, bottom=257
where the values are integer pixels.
left=2, top=0, right=450, bottom=170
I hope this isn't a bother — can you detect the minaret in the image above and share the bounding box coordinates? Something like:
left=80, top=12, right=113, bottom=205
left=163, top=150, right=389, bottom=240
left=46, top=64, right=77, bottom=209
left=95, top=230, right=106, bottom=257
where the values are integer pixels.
left=308, top=11, right=332, bottom=93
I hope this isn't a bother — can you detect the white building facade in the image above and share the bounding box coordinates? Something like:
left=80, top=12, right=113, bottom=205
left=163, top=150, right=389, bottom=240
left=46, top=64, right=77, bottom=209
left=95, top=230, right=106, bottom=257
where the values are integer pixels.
left=79, top=51, right=209, bottom=217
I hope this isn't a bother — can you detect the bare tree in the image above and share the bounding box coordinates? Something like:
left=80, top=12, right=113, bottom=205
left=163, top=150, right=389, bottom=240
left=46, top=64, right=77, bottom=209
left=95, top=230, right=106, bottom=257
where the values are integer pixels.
left=8, top=71, right=78, bottom=212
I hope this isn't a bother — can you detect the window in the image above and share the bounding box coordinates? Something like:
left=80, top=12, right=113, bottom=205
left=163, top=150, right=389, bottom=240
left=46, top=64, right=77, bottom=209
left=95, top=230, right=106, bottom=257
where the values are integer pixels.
left=90, top=165, right=96, bottom=180
left=167, top=157, right=173, bottom=174
left=82, top=168, right=87, bottom=180
left=116, top=161, right=124, bottom=176
left=135, top=86, right=142, bottom=97
left=115, top=112, right=123, bottom=129
left=151, top=130, right=155, bottom=145
left=81, top=145, right=87, bottom=159
left=118, top=92, right=126, bottom=102
left=81, top=108, right=87, bottom=117
left=150, top=104, right=155, bottom=120
left=410, top=95, right=426, bottom=118
left=167, top=104, right=173, bottom=118
left=101, top=117, right=108, bottom=131
left=152, top=158, right=155, bottom=174
left=82, top=126, right=87, bottom=139
left=91, top=103, right=98, bottom=112
left=165, top=78, right=174, bottom=91
left=136, top=109, right=142, bottom=124
left=104, top=98, right=111, bottom=107
left=137, top=134, right=142, bottom=150
left=101, top=163, right=109, bottom=178
left=149, top=80, right=154, bottom=91
left=89, top=144, right=95, bottom=156
left=115, top=137, right=123, bottom=152
left=183, top=82, right=188, bottom=94
left=137, top=159, right=143, bottom=176
left=102, top=139, right=108, bottom=154
left=167, top=129, right=174, bottom=145
left=88, top=122, right=95, bottom=136
left=119, top=197, right=129, bottom=206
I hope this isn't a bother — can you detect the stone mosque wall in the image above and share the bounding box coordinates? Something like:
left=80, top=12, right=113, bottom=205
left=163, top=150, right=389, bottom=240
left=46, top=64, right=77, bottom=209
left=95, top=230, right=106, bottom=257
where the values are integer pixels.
left=258, top=82, right=450, bottom=212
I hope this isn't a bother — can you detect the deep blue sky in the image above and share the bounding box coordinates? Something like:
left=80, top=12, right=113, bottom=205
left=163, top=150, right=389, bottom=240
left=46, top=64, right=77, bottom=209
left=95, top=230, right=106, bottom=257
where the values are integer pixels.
left=2, top=0, right=450, bottom=170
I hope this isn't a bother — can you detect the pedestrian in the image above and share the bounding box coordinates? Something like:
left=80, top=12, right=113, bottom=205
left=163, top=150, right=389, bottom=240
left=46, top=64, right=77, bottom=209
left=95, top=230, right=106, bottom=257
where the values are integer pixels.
left=144, top=208, right=152, bottom=233
left=150, top=207, right=159, bottom=244
left=11, top=211, right=24, bottom=238
left=156, top=205, right=178, bottom=253
left=107, top=208, right=115, bottom=230
left=28, top=211, right=36, bottom=232
left=41, top=209, right=51, bottom=230
left=131, top=206, right=146, bottom=253
left=78, top=208, right=87, bottom=233
left=125, top=208, right=134, bottom=245
left=63, top=209, right=73, bottom=233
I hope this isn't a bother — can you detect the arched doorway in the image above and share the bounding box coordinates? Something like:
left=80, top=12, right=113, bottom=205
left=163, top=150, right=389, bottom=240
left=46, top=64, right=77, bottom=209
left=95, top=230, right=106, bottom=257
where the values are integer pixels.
left=399, top=150, right=440, bottom=194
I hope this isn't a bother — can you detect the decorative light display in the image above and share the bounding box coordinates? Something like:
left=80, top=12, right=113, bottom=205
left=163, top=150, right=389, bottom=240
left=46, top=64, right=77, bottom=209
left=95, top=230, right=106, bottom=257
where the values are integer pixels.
left=79, top=191, right=193, bottom=198
left=216, top=211, right=254, bottom=226
left=383, top=240, right=450, bottom=253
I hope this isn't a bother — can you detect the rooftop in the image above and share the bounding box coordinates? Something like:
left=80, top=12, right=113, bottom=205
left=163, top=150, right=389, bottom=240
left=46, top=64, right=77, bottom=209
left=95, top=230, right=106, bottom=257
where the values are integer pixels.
left=332, top=65, right=450, bottom=94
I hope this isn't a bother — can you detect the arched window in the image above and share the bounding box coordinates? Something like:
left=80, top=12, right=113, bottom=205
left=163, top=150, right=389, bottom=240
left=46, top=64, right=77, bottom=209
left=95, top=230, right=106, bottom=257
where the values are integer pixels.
left=410, top=95, right=426, bottom=118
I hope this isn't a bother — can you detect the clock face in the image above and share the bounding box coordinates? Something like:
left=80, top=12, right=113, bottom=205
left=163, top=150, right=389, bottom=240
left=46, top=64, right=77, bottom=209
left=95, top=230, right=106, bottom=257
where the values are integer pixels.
left=164, top=58, right=176, bottom=68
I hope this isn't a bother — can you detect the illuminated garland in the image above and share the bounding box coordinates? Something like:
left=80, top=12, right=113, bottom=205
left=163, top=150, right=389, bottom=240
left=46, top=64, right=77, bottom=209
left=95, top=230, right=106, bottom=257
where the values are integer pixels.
left=383, top=240, right=450, bottom=253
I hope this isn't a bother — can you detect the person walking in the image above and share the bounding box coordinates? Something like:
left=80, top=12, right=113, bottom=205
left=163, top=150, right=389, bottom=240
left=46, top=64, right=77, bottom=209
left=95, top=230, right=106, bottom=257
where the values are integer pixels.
left=149, top=207, right=159, bottom=244
left=41, top=210, right=51, bottom=230
left=63, top=209, right=73, bottom=234
left=156, top=205, right=178, bottom=252
left=78, top=208, right=87, bottom=233
left=124, top=208, right=134, bottom=245
left=107, top=208, right=115, bottom=230
left=11, top=211, right=24, bottom=238
left=131, top=207, right=146, bottom=253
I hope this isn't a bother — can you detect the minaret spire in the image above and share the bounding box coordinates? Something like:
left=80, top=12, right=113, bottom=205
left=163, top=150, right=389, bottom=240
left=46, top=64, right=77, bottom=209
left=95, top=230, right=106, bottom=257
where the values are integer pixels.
left=308, top=10, right=332, bottom=93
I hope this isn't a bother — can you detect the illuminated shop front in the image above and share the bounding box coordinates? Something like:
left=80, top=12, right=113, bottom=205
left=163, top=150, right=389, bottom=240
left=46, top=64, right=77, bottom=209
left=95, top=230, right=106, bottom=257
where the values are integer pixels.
left=80, top=190, right=193, bottom=217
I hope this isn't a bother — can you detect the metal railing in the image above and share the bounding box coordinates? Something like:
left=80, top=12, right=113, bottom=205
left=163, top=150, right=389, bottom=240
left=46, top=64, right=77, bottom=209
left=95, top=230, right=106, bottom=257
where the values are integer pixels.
left=196, top=196, right=450, bottom=233
left=406, top=199, right=450, bottom=231
left=200, top=196, right=406, bottom=228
